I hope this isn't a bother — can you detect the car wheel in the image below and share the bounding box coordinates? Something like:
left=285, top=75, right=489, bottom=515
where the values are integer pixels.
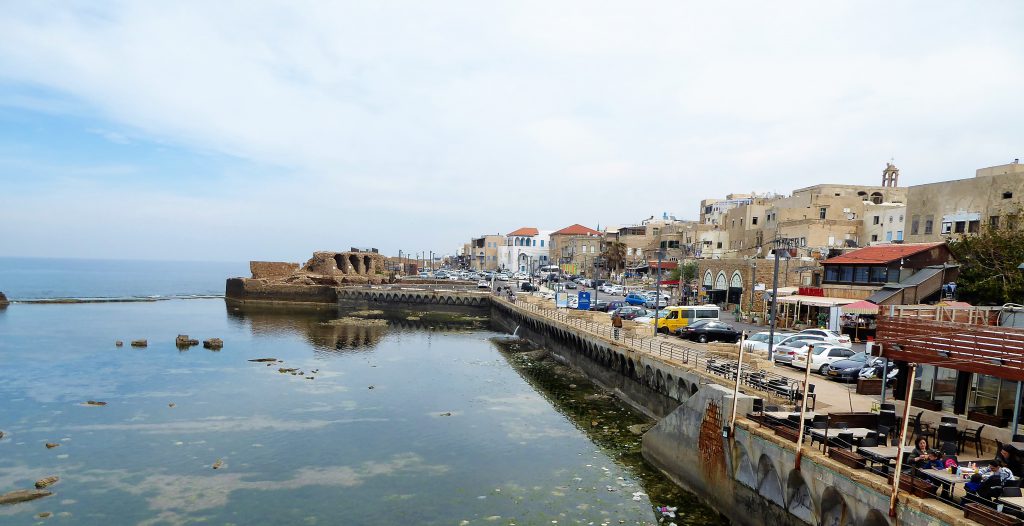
left=819, top=364, right=829, bottom=375
left=697, top=334, right=708, bottom=343
left=659, top=327, right=669, bottom=335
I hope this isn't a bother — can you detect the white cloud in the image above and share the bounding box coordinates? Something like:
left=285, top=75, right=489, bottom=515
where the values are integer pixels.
left=0, top=1, right=1021, bottom=259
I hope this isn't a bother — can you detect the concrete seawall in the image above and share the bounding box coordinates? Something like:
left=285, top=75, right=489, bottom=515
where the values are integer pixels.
left=490, top=298, right=960, bottom=526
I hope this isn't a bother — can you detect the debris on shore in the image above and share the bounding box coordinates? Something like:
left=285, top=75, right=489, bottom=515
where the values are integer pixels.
left=0, top=489, right=52, bottom=505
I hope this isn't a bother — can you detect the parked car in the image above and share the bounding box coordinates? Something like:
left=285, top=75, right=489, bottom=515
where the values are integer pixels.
left=797, top=328, right=851, bottom=345
left=476, top=280, right=490, bottom=289
left=633, top=309, right=662, bottom=324
left=519, top=282, right=537, bottom=292
left=791, top=345, right=857, bottom=374
left=608, top=285, right=624, bottom=295
left=771, top=335, right=827, bottom=365
left=677, top=319, right=741, bottom=343
left=625, top=292, right=648, bottom=306
left=741, top=331, right=796, bottom=354
left=611, top=306, right=646, bottom=320
left=589, top=299, right=610, bottom=312
left=605, top=300, right=626, bottom=312
left=496, top=274, right=510, bottom=281
left=644, top=296, right=670, bottom=309
left=825, top=352, right=882, bottom=382
left=564, top=281, right=578, bottom=289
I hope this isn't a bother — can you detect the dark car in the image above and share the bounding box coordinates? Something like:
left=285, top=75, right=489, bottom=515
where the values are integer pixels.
left=520, top=282, right=538, bottom=292
left=605, top=300, right=625, bottom=312
left=610, top=306, right=646, bottom=320
left=589, top=299, right=610, bottom=312
left=824, top=352, right=875, bottom=382
left=677, top=319, right=741, bottom=343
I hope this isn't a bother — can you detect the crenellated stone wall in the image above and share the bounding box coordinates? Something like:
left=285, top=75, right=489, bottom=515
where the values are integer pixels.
left=250, top=261, right=301, bottom=280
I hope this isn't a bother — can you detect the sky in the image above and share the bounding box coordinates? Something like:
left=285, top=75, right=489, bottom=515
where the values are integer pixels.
left=1, top=1, right=1022, bottom=262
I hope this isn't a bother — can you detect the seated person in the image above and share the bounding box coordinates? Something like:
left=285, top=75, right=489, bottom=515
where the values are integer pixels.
left=965, top=460, right=1014, bottom=498
left=998, top=445, right=1023, bottom=477
left=922, top=449, right=957, bottom=470
left=910, top=438, right=931, bottom=468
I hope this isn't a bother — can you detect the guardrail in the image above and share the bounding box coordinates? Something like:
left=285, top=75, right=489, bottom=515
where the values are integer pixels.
left=494, top=293, right=806, bottom=405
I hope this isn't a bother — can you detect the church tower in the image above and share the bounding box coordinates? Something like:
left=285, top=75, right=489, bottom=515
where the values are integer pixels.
left=882, top=162, right=899, bottom=187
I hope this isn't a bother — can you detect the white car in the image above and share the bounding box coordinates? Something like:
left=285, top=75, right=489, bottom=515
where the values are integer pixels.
left=476, top=280, right=490, bottom=289
left=608, top=285, right=624, bottom=295
left=496, top=274, right=510, bottom=281
left=512, top=272, right=528, bottom=280
left=792, top=344, right=857, bottom=374
left=742, top=331, right=796, bottom=354
left=797, top=328, right=851, bottom=345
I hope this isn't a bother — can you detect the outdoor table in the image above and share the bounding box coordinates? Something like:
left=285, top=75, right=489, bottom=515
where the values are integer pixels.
left=810, top=427, right=875, bottom=443
left=998, top=496, right=1024, bottom=509
left=919, top=466, right=972, bottom=499
left=1009, top=442, right=1024, bottom=451
left=763, top=411, right=818, bottom=422
left=857, top=446, right=900, bottom=467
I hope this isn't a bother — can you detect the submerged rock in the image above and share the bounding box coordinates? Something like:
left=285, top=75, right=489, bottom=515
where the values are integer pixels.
left=45, top=443, right=60, bottom=449
left=130, top=339, right=147, bottom=347
left=168, top=403, right=176, bottom=408
left=248, top=358, right=278, bottom=362
left=114, top=340, right=123, bottom=347
left=175, top=335, right=199, bottom=348
left=203, top=338, right=224, bottom=350
left=278, top=368, right=298, bottom=374
left=0, top=291, right=8, bottom=307
left=83, top=401, right=107, bottom=407
left=0, top=489, right=52, bottom=505
left=212, top=459, right=224, bottom=469
left=35, top=476, right=59, bottom=489
left=323, top=317, right=388, bottom=327
left=37, top=511, right=52, bottom=519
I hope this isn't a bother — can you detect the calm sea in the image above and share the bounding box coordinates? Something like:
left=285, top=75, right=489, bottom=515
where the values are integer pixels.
left=0, top=261, right=725, bottom=525
left=0, top=257, right=247, bottom=300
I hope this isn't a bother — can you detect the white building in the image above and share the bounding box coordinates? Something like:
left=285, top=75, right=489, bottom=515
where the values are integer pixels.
left=863, top=203, right=907, bottom=245
left=497, top=227, right=552, bottom=273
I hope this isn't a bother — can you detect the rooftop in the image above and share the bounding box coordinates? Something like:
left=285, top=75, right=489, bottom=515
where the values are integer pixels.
left=552, top=224, right=601, bottom=236
left=822, top=242, right=946, bottom=265
left=506, top=227, right=539, bottom=237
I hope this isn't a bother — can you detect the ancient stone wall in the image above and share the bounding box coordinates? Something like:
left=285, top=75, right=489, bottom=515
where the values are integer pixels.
left=225, top=278, right=339, bottom=306
left=0, top=291, right=8, bottom=307
left=301, top=251, right=386, bottom=278
left=250, top=262, right=300, bottom=280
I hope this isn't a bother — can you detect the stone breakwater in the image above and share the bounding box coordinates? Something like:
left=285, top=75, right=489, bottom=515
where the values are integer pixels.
left=227, top=250, right=390, bottom=307
left=0, top=291, right=8, bottom=307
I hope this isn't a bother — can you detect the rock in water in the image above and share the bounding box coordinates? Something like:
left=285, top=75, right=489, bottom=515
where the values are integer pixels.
left=248, top=358, right=277, bottom=363
left=37, top=512, right=52, bottom=519
left=212, top=459, right=224, bottom=469
left=45, top=443, right=59, bottom=449
left=115, top=340, right=123, bottom=347
left=175, top=335, right=199, bottom=348
left=35, top=476, right=59, bottom=489
left=0, top=489, right=52, bottom=505
left=0, top=291, right=8, bottom=307
left=278, top=368, right=298, bottom=374
left=83, top=400, right=107, bottom=406
left=130, top=339, right=147, bottom=348
left=203, top=338, right=224, bottom=350
left=168, top=403, right=176, bottom=408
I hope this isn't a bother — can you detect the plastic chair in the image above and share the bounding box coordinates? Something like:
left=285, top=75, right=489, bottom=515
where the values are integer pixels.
left=913, top=412, right=936, bottom=446
left=830, top=431, right=855, bottom=450
left=941, top=416, right=959, bottom=425
left=959, top=425, right=985, bottom=457
left=809, top=422, right=828, bottom=450
left=859, top=436, right=879, bottom=448
left=1014, top=434, right=1024, bottom=443
left=937, top=424, right=959, bottom=444
left=877, top=425, right=892, bottom=446
left=940, top=440, right=958, bottom=457
left=805, top=384, right=816, bottom=411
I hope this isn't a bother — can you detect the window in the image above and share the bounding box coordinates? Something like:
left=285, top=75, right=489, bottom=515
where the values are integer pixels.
left=533, top=239, right=537, bottom=246
left=819, top=207, right=827, bottom=219
left=540, top=240, right=544, bottom=247
left=968, top=220, right=980, bottom=234
left=854, top=266, right=870, bottom=283
left=871, top=234, right=878, bottom=241
left=870, top=266, right=888, bottom=283
left=652, top=228, right=660, bottom=236
left=716, top=242, right=722, bottom=249
left=896, top=230, right=903, bottom=240
left=924, top=216, right=934, bottom=235
left=899, top=215, right=904, bottom=222
left=940, top=222, right=952, bottom=234
left=888, top=216, right=893, bottom=224
left=911, top=215, right=920, bottom=235
left=752, top=216, right=758, bottom=225
left=990, top=216, right=1001, bottom=229
left=1004, top=192, right=1014, bottom=199
left=825, top=266, right=840, bottom=282
left=873, top=216, right=880, bottom=225
left=954, top=221, right=966, bottom=234
left=840, top=266, right=854, bottom=282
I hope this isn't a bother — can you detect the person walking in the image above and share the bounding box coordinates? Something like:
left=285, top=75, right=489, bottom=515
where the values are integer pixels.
left=612, top=311, right=623, bottom=340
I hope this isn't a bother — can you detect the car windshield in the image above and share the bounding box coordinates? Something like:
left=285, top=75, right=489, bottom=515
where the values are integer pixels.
left=812, top=346, right=830, bottom=355
left=773, top=334, right=791, bottom=343
left=748, top=334, right=769, bottom=343
left=847, top=352, right=867, bottom=362
left=656, top=309, right=670, bottom=318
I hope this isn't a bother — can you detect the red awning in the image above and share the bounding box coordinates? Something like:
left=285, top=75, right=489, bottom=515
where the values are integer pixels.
left=647, top=260, right=678, bottom=269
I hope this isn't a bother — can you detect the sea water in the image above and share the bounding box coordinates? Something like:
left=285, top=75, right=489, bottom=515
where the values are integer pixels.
left=0, top=298, right=727, bottom=525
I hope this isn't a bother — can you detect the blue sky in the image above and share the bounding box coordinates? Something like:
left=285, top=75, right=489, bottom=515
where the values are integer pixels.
left=1, top=1, right=1022, bottom=261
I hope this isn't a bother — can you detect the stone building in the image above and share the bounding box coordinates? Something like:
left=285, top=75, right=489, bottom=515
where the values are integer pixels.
left=469, top=234, right=504, bottom=271
left=904, top=160, right=1024, bottom=243
left=695, top=257, right=815, bottom=314
left=549, top=224, right=602, bottom=276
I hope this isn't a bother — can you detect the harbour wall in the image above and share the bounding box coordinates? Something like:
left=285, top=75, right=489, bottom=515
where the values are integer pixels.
left=490, top=299, right=957, bottom=526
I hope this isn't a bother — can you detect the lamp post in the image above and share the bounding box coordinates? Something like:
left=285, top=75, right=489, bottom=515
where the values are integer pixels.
left=653, top=249, right=665, bottom=336
left=766, top=237, right=784, bottom=362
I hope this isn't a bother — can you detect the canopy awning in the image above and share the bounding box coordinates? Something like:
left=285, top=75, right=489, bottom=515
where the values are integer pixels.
left=777, top=295, right=858, bottom=307
left=841, top=300, right=880, bottom=315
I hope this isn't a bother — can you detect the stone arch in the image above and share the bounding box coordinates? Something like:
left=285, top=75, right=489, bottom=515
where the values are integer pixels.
left=363, top=255, right=373, bottom=274
left=348, top=254, right=361, bottom=274
left=333, top=254, right=348, bottom=273
left=655, top=370, right=665, bottom=393
left=820, top=486, right=849, bottom=526
left=690, top=382, right=699, bottom=396
left=644, top=365, right=654, bottom=386
left=715, top=271, right=728, bottom=291
left=756, top=454, right=785, bottom=506
left=732, top=441, right=756, bottom=488
left=861, top=509, right=890, bottom=526
left=785, top=469, right=814, bottom=523
left=627, top=359, right=636, bottom=379
left=677, top=378, right=689, bottom=400
left=665, top=374, right=674, bottom=397
left=703, top=270, right=713, bottom=288
left=870, top=192, right=883, bottom=205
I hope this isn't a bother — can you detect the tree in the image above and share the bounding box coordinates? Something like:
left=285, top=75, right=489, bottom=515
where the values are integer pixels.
left=680, top=262, right=698, bottom=284
left=601, top=242, right=627, bottom=274
left=948, top=212, right=1024, bottom=305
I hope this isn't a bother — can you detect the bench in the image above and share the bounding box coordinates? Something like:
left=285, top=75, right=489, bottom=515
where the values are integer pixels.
left=775, top=425, right=800, bottom=443
left=887, top=473, right=938, bottom=499
left=828, top=447, right=865, bottom=469
left=964, top=503, right=1023, bottom=526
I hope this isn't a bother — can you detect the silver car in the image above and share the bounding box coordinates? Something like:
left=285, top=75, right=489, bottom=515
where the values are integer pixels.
left=771, top=334, right=826, bottom=365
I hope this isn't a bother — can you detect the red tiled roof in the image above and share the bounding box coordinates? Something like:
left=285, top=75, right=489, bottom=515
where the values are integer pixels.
left=822, top=242, right=946, bottom=265
left=507, top=227, right=539, bottom=237
left=552, top=224, right=601, bottom=236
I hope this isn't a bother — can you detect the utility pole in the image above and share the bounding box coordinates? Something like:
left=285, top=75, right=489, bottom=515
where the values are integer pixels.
left=654, top=249, right=664, bottom=336
left=748, top=260, right=757, bottom=315
left=767, top=237, right=783, bottom=362
left=889, top=363, right=918, bottom=518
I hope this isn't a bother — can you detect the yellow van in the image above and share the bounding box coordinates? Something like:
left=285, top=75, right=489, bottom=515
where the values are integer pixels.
left=653, top=305, right=721, bottom=334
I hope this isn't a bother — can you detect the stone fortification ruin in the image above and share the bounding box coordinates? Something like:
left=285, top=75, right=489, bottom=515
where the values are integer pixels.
left=227, top=250, right=389, bottom=306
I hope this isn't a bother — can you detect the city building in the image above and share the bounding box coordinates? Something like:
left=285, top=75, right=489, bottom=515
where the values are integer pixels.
left=469, top=234, right=504, bottom=271
left=549, top=224, right=602, bottom=276
left=497, top=227, right=552, bottom=273
left=904, top=159, right=1024, bottom=243
left=819, top=242, right=957, bottom=304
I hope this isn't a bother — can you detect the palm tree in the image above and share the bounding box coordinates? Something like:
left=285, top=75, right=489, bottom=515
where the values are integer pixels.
left=601, top=242, right=627, bottom=277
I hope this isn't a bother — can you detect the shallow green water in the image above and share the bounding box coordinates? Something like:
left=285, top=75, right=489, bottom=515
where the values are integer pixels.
left=0, top=300, right=726, bottom=525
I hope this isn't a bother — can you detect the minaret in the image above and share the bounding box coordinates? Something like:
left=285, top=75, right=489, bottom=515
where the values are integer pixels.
left=882, top=162, right=899, bottom=187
